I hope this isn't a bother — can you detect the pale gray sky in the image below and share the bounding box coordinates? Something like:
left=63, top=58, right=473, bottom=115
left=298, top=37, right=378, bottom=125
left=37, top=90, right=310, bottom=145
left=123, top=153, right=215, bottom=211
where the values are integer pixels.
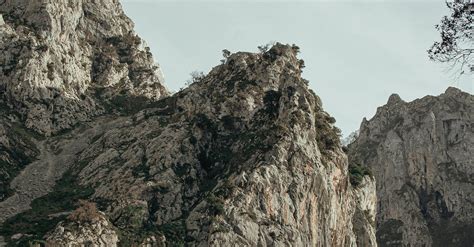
left=122, top=1, right=473, bottom=136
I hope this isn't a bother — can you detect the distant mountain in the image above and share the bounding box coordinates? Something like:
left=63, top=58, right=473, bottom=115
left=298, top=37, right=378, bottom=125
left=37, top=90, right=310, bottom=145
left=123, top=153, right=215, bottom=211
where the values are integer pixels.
left=349, top=88, right=474, bottom=246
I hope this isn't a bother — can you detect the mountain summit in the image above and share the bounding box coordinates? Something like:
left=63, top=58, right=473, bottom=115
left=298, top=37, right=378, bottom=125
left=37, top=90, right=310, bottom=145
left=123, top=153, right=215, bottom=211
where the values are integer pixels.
left=1, top=0, right=472, bottom=246
left=0, top=1, right=375, bottom=246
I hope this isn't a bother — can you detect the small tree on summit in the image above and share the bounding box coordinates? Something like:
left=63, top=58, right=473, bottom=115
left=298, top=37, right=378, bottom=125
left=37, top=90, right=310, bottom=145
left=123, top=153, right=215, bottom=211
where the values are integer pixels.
left=428, top=0, right=474, bottom=76
left=221, top=49, right=231, bottom=64
left=185, top=71, right=205, bottom=86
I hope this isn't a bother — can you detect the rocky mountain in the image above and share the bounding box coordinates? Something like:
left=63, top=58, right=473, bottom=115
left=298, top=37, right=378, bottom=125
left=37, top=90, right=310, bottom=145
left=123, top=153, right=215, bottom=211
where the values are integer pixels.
left=0, top=0, right=376, bottom=246
left=348, top=88, right=474, bottom=247
left=0, top=0, right=167, bottom=136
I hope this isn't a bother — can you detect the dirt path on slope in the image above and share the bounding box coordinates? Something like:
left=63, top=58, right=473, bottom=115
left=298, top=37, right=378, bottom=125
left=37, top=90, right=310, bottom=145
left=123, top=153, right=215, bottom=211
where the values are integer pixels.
left=0, top=116, right=124, bottom=224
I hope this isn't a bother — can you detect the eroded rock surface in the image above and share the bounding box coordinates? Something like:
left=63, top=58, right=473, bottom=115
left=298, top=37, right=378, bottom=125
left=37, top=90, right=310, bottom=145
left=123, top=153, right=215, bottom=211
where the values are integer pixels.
left=46, top=212, right=119, bottom=247
left=1, top=43, right=376, bottom=246
left=0, top=116, right=126, bottom=223
left=349, top=87, right=474, bottom=247
left=0, top=0, right=167, bottom=135
left=0, top=0, right=378, bottom=245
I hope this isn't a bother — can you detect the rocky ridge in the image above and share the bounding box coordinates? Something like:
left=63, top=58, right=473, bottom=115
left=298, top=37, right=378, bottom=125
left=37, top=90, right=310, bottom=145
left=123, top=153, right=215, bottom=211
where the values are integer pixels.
left=0, top=0, right=378, bottom=246
left=46, top=203, right=120, bottom=247
left=0, top=11, right=377, bottom=244
left=38, top=43, right=374, bottom=246
left=1, top=0, right=471, bottom=245
left=349, top=87, right=474, bottom=247
left=0, top=0, right=167, bottom=136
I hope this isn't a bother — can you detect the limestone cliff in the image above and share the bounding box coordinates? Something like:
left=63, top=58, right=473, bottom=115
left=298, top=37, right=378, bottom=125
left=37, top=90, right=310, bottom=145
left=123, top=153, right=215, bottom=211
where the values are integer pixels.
left=349, top=87, right=474, bottom=246
left=0, top=0, right=377, bottom=246
left=0, top=0, right=167, bottom=136
left=0, top=42, right=376, bottom=247
left=46, top=209, right=119, bottom=247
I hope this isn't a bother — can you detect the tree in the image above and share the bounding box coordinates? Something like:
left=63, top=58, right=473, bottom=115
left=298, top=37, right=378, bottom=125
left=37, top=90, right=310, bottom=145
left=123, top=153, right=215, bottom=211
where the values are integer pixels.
left=185, top=71, right=205, bottom=87
left=428, top=0, right=474, bottom=76
left=67, top=200, right=101, bottom=223
left=257, top=41, right=276, bottom=54
left=221, top=49, right=231, bottom=64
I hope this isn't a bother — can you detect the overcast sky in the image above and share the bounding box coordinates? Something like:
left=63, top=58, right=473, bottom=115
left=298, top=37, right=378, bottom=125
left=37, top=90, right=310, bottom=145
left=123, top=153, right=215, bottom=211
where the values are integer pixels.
left=122, top=0, right=473, bottom=136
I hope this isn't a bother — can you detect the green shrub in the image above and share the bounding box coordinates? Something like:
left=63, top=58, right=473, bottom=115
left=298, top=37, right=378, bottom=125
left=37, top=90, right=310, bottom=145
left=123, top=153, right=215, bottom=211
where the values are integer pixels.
left=206, top=194, right=225, bottom=216
left=158, top=221, right=186, bottom=246
left=0, top=167, right=94, bottom=245
left=349, top=164, right=372, bottom=187
left=67, top=200, right=101, bottom=223
left=110, top=94, right=150, bottom=114
left=315, top=110, right=341, bottom=157
left=263, top=90, right=282, bottom=117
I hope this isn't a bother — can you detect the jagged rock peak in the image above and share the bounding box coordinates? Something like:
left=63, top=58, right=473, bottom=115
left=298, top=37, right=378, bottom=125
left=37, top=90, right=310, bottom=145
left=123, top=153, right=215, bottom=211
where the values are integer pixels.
left=386, top=93, right=404, bottom=105
left=0, top=0, right=168, bottom=135
left=349, top=87, right=473, bottom=246
left=444, top=86, right=463, bottom=96
left=0, top=43, right=377, bottom=246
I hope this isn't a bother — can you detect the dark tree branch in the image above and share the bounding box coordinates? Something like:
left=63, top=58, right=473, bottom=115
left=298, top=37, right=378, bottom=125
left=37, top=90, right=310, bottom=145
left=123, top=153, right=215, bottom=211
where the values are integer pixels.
left=429, top=1, right=474, bottom=76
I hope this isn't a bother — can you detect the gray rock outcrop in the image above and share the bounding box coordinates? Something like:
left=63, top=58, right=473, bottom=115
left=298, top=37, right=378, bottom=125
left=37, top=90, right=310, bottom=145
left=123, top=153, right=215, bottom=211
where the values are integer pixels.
left=349, top=87, right=474, bottom=246
left=46, top=212, right=119, bottom=247
left=0, top=0, right=379, bottom=245
left=0, top=42, right=377, bottom=246
left=0, top=0, right=167, bottom=136
left=44, top=43, right=376, bottom=246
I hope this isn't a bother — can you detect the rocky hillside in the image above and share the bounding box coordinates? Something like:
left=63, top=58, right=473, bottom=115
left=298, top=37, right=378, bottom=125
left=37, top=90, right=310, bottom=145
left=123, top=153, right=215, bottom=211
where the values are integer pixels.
left=0, top=0, right=376, bottom=246
left=0, top=43, right=377, bottom=247
left=349, top=88, right=474, bottom=247
left=0, top=0, right=167, bottom=136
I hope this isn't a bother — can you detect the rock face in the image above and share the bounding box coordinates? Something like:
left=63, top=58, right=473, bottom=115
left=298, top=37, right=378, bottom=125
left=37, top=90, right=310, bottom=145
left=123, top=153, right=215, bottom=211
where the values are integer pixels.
left=0, top=106, right=39, bottom=202
left=46, top=213, right=119, bottom=247
left=42, top=44, right=374, bottom=246
left=0, top=0, right=378, bottom=245
left=0, top=0, right=167, bottom=136
left=349, top=88, right=474, bottom=247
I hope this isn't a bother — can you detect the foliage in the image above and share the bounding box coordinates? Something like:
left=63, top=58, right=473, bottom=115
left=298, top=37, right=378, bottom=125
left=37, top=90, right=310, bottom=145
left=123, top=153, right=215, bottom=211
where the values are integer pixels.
left=114, top=204, right=152, bottom=246
left=428, top=1, right=474, bottom=76
left=67, top=200, right=101, bottom=223
left=206, top=194, right=225, bottom=216
left=221, top=49, right=231, bottom=64
left=257, top=41, right=276, bottom=53
left=0, top=167, right=94, bottom=245
left=263, top=90, right=282, bottom=117
left=298, top=59, right=306, bottom=69
left=185, top=71, right=205, bottom=87
left=158, top=221, right=186, bottom=246
left=314, top=110, right=341, bottom=157
left=291, top=44, right=301, bottom=54
left=349, top=163, right=372, bottom=187
left=110, top=94, right=151, bottom=115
